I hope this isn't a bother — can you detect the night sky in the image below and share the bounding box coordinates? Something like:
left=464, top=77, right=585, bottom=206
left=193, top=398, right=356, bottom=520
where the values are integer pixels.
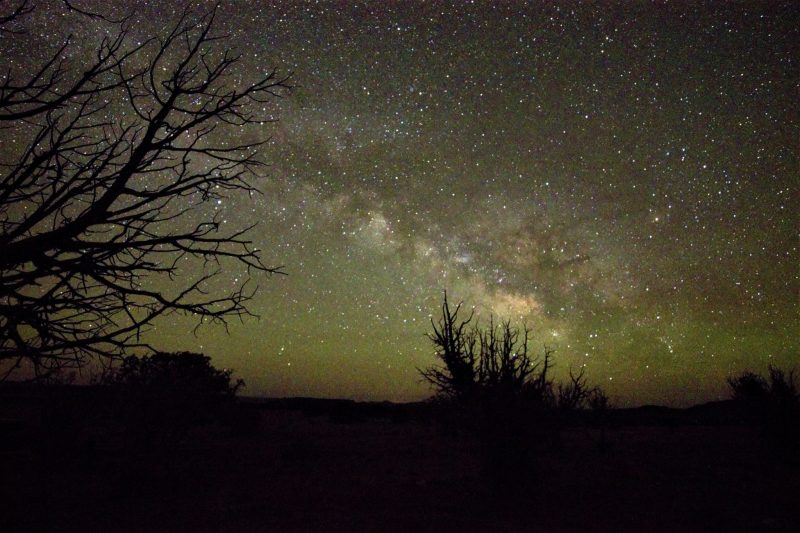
left=8, top=1, right=798, bottom=405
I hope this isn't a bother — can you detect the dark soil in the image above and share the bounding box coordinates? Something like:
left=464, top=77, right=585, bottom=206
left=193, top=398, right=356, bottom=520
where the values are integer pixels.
left=2, top=401, right=798, bottom=532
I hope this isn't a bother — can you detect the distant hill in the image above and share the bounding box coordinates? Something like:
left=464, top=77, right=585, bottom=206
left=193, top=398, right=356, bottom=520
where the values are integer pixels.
left=2, top=382, right=753, bottom=427
left=238, top=396, right=433, bottom=423
left=240, top=395, right=752, bottom=427
left=607, top=400, right=746, bottom=427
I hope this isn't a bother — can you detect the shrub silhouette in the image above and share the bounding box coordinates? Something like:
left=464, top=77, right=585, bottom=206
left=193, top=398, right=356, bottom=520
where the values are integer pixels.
left=105, top=352, right=243, bottom=448
left=728, top=365, right=799, bottom=458
left=728, top=371, right=770, bottom=407
left=420, top=292, right=604, bottom=488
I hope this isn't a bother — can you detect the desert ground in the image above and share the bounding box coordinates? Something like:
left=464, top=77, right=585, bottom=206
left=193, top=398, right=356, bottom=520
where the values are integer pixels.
left=2, top=394, right=798, bottom=532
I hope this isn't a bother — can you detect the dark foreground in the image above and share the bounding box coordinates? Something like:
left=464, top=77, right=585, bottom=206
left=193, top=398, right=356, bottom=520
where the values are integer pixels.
left=2, top=396, right=798, bottom=532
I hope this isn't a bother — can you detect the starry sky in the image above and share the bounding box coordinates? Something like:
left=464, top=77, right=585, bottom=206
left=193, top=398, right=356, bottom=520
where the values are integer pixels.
left=8, top=1, right=799, bottom=405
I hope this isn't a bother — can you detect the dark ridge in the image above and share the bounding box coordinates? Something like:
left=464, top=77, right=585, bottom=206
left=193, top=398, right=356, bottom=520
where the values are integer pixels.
left=0, top=382, right=759, bottom=427
left=237, top=396, right=434, bottom=423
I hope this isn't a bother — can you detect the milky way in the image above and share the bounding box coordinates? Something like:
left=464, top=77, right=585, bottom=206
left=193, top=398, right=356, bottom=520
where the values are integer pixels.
left=5, top=1, right=798, bottom=405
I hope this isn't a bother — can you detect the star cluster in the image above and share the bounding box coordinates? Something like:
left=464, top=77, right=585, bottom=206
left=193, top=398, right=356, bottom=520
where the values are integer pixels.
left=8, top=1, right=798, bottom=405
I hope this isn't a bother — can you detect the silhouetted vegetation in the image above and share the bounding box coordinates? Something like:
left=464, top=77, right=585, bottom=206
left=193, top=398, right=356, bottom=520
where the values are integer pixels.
left=0, top=3, right=289, bottom=380
left=103, top=351, right=243, bottom=448
left=728, top=365, right=799, bottom=458
left=420, top=292, right=605, bottom=487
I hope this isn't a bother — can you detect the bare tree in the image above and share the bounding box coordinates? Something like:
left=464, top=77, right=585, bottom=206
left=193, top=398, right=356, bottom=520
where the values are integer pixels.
left=419, top=291, right=478, bottom=400
left=420, top=293, right=611, bottom=485
left=0, top=4, right=290, bottom=380
left=477, top=317, right=536, bottom=398
left=555, top=367, right=592, bottom=411
left=420, top=291, right=558, bottom=404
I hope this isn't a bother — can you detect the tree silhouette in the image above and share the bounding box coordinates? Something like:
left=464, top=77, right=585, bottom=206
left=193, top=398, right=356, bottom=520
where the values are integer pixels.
left=420, top=291, right=569, bottom=407
left=420, top=292, right=606, bottom=486
left=0, top=4, right=290, bottom=379
left=419, top=292, right=479, bottom=400
left=728, top=365, right=799, bottom=455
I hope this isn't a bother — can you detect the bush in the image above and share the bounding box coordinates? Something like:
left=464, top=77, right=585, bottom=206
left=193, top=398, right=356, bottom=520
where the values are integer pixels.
left=728, top=365, right=799, bottom=457
left=105, top=351, right=243, bottom=447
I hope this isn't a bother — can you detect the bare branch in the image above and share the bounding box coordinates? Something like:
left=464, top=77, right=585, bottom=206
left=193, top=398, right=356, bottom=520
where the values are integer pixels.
left=62, top=0, right=128, bottom=24
left=1, top=4, right=289, bottom=379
